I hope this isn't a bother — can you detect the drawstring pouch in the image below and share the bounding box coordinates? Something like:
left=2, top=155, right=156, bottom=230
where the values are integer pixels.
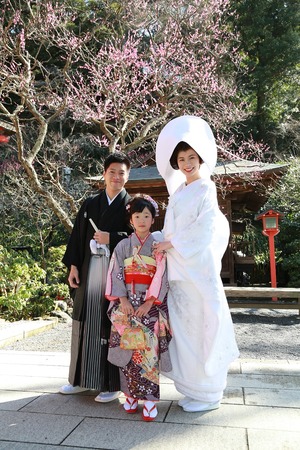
left=120, top=318, right=145, bottom=350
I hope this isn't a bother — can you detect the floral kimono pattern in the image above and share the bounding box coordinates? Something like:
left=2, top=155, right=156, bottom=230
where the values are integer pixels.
left=106, top=233, right=172, bottom=401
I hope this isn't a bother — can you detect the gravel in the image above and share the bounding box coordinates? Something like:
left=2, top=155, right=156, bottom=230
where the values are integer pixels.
left=2, top=321, right=73, bottom=353
left=231, top=308, right=300, bottom=360
left=2, top=308, right=300, bottom=360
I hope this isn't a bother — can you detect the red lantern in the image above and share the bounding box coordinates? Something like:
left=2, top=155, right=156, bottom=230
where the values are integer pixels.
left=0, top=126, right=11, bottom=144
left=256, top=209, right=284, bottom=298
left=0, top=134, right=10, bottom=144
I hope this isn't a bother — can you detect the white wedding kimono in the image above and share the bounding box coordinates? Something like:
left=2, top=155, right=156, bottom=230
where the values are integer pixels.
left=162, top=178, right=239, bottom=402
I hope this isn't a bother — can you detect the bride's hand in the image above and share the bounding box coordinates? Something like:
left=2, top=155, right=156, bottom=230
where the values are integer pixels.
left=153, top=241, right=173, bottom=254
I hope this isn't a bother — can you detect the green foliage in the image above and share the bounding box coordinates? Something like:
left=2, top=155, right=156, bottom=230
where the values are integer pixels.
left=46, top=245, right=68, bottom=284
left=281, top=252, right=300, bottom=287
left=0, top=246, right=46, bottom=320
left=28, top=283, right=70, bottom=318
left=262, top=158, right=300, bottom=286
left=275, top=218, right=300, bottom=287
left=231, top=0, right=300, bottom=152
left=0, top=245, right=68, bottom=321
left=268, top=160, right=300, bottom=213
left=234, top=222, right=270, bottom=284
left=230, top=159, right=300, bottom=286
left=0, top=197, right=69, bottom=263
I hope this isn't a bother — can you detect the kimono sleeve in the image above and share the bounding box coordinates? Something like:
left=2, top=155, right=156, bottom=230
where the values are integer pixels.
left=170, top=182, right=228, bottom=260
left=62, top=198, right=90, bottom=269
left=105, top=239, right=128, bottom=301
left=145, top=254, right=168, bottom=305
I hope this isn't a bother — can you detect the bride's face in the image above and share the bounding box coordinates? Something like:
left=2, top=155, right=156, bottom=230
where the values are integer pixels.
left=177, top=148, right=201, bottom=184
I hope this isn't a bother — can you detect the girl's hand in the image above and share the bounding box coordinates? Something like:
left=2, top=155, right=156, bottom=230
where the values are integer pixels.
left=135, top=300, right=154, bottom=318
left=119, top=297, right=134, bottom=316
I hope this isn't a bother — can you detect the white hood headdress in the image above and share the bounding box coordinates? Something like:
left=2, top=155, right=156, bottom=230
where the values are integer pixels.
left=155, top=115, right=217, bottom=195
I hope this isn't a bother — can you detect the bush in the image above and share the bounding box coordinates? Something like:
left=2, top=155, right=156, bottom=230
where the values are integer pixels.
left=0, top=245, right=68, bottom=321
left=280, top=233, right=300, bottom=287
left=46, top=246, right=68, bottom=285
left=267, top=159, right=300, bottom=287
left=27, top=283, right=70, bottom=318
left=0, top=246, right=46, bottom=320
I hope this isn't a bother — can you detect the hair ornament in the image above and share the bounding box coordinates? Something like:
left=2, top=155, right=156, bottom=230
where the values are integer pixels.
left=139, top=194, right=159, bottom=217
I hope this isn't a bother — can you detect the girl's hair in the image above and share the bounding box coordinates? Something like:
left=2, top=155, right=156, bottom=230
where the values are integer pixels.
left=169, top=141, right=203, bottom=170
left=126, top=194, right=159, bottom=222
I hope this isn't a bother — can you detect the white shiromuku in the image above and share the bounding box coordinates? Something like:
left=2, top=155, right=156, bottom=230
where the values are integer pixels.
left=162, top=178, right=239, bottom=402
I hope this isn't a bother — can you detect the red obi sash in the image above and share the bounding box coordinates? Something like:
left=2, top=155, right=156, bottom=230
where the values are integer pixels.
left=125, top=273, right=154, bottom=285
left=124, top=255, right=156, bottom=292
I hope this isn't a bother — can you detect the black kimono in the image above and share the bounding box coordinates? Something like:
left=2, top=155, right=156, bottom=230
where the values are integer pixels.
left=63, top=189, right=131, bottom=391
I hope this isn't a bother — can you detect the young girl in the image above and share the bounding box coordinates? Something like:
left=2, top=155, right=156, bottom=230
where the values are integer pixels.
left=105, top=194, right=171, bottom=421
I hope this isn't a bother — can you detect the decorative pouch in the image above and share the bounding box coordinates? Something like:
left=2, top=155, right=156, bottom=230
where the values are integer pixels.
left=120, top=326, right=145, bottom=350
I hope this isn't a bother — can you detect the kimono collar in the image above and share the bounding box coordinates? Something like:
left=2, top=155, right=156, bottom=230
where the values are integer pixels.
left=132, top=233, right=151, bottom=268
left=99, top=188, right=127, bottom=210
left=134, top=232, right=151, bottom=246
left=105, top=188, right=126, bottom=205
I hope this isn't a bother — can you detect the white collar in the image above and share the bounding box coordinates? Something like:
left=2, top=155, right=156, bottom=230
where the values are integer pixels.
left=105, top=189, right=123, bottom=205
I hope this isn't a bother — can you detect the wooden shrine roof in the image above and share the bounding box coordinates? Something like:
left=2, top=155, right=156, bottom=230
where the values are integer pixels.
left=87, top=160, right=288, bottom=213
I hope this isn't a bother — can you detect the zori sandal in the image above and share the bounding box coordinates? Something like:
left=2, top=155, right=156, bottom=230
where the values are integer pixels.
left=123, top=397, right=138, bottom=414
left=142, top=401, right=158, bottom=421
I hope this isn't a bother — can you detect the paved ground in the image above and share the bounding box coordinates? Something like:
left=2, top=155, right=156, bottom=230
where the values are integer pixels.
left=0, top=315, right=300, bottom=449
left=0, top=349, right=300, bottom=449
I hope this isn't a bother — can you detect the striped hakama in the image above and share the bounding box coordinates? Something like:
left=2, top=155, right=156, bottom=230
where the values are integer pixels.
left=69, top=248, right=120, bottom=391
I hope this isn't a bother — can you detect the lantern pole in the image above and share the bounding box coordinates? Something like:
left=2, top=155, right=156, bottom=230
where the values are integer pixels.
left=256, top=209, right=283, bottom=301
left=268, top=231, right=277, bottom=289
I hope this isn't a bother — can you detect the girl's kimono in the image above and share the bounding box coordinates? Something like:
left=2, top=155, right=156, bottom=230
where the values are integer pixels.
left=105, top=233, right=172, bottom=401
left=162, top=178, right=239, bottom=403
